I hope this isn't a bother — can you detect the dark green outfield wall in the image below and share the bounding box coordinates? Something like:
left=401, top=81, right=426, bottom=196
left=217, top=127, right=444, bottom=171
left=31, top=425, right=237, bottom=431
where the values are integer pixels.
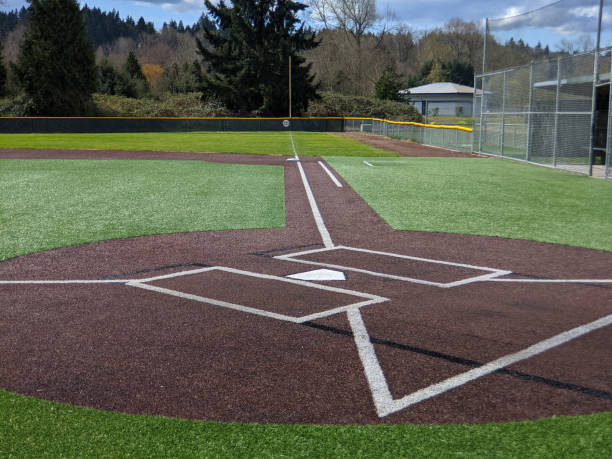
left=0, top=117, right=345, bottom=133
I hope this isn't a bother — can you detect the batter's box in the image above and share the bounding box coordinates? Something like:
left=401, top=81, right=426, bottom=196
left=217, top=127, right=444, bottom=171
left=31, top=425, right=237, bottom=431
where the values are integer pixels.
left=126, top=266, right=388, bottom=323
left=275, top=246, right=511, bottom=288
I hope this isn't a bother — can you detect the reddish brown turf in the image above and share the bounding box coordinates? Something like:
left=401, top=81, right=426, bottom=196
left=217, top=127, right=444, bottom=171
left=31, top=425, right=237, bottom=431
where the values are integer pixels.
left=0, top=145, right=610, bottom=425
left=339, top=132, right=483, bottom=157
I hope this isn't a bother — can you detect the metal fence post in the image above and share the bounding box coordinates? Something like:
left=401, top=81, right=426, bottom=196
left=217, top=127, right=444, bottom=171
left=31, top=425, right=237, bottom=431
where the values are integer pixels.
left=479, top=76, right=486, bottom=153
left=552, top=57, right=561, bottom=168
left=500, top=71, right=506, bottom=156
left=589, top=49, right=601, bottom=176
left=526, top=63, right=534, bottom=161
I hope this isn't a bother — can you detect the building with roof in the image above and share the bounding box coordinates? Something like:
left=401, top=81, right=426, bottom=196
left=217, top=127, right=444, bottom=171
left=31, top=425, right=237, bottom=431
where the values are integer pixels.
left=398, top=82, right=475, bottom=117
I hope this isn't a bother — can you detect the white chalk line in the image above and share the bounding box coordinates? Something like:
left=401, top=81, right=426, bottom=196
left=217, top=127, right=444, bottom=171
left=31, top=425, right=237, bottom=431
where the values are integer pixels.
left=276, top=245, right=512, bottom=288
left=347, top=308, right=394, bottom=417
left=126, top=266, right=387, bottom=323
left=296, top=156, right=334, bottom=249
left=318, top=160, right=343, bottom=187
left=289, top=131, right=300, bottom=160
left=349, top=308, right=612, bottom=418
left=288, top=131, right=334, bottom=248
left=0, top=279, right=128, bottom=285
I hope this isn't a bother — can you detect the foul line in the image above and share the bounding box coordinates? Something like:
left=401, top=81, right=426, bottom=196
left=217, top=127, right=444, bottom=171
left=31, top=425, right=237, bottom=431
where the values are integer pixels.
left=293, top=152, right=334, bottom=249
left=289, top=131, right=299, bottom=161
left=349, top=308, right=612, bottom=418
left=318, top=161, right=343, bottom=187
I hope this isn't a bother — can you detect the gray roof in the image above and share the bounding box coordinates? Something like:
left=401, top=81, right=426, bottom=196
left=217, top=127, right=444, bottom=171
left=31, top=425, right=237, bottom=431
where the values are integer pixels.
left=398, top=82, right=475, bottom=95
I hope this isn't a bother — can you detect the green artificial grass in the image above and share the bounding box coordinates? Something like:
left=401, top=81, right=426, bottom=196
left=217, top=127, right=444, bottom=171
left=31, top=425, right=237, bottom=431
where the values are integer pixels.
left=0, top=159, right=285, bottom=261
left=325, top=156, right=612, bottom=252
left=0, top=131, right=396, bottom=157
left=1, top=390, right=610, bottom=458
left=291, top=132, right=398, bottom=157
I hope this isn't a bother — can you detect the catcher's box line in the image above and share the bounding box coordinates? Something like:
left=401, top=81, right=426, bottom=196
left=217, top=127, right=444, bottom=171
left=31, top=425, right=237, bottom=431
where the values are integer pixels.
left=350, top=307, right=612, bottom=418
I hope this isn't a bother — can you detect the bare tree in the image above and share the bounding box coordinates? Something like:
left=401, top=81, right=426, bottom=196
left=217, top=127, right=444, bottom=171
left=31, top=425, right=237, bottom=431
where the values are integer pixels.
left=308, top=0, right=379, bottom=46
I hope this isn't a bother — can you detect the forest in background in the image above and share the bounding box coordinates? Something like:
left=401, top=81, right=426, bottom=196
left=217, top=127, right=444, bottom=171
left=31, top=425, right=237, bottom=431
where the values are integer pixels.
left=0, top=1, right=580, bottom=119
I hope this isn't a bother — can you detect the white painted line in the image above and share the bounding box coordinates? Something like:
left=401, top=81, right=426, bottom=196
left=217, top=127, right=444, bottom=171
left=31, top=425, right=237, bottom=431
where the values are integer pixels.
left=127, top=281, right=304, bottom=323
left=443, top=270, right=513, bottom=288
left=336, top=246, right=508, bottom=273
left=297, top=299, right=387, bottom=323
left=383, top=313, right=612, bottom=416
left=215, top=267, right=382, bottom=301
left=275, top=256, right=452, bottom=287
left=275, top=245, right=339, bottom=259
left=363, top=161, right=374, bottom=167
left=296, top=160, right=334, bottom=248
left=276, top=245, right=511, bottom=288
left=0, top=279, right=128, bottom=285
left=347, top=308, right=395, bottom=417
left=318, top=161, right=343, bottom=187
left=487, top=278, right=612, bottom=284
left=137, top=267, right=216, bottom=283
left=289, top=131, right=300, bottom=160
left=132, top=266, right=388, bottom=322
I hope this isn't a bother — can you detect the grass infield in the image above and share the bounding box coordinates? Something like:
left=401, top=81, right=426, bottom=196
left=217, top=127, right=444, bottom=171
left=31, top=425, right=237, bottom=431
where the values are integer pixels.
left=0, top=159, right=285, bottom=262
left=0, top=131, right=397, bottom=157
left=325, top=156, right=612, bottom=252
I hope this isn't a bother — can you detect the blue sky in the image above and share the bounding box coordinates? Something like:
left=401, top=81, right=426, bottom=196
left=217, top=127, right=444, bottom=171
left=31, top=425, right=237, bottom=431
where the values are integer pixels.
left=2, top=0, right=611, bottom=48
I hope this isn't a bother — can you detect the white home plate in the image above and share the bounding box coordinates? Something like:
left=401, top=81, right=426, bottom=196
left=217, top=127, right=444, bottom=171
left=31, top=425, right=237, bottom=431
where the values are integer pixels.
left=286, top=269, right=346, bottom=281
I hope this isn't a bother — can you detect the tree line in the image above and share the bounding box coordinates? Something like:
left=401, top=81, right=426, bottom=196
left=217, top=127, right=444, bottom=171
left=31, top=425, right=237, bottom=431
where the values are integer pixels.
left=0, top=0, right=572, bottom=117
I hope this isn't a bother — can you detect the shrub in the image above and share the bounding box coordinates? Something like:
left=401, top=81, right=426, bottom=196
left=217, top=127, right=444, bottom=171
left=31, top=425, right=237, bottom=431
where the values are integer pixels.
left=92, top=93, right=230, bottom=117
left=307, top=91, right=422, bottom=122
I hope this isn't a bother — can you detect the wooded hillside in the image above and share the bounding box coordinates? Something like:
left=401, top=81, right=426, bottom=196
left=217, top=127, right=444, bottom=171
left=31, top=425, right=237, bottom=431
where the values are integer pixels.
left=0, top=0, right=571, bottom=117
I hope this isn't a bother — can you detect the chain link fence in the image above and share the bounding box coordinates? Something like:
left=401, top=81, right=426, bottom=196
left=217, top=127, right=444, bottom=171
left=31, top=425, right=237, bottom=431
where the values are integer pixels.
left=344, top=118, right=473, bottom=152
left=485, top=0, right=612, bottom=73
left=475, top=47, right=611, bottom=178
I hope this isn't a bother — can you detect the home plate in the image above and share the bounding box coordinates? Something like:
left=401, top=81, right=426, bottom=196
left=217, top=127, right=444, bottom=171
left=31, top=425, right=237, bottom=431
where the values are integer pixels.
left=286, top=269, right=346, bottom=281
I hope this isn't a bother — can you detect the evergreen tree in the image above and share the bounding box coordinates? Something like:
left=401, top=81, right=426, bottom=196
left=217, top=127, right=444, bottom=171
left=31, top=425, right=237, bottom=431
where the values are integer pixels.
left=124, top=51, right=145, bottom=81
left=443, top=60, right=473, bottom=86
left=196, top=0, right=319, bottom=116
left=14, top=0, right=96, bottom=115
left=0, top=40, right=7, bottom=96
left=374, top=66, right=403, bottom=101
left=96, top=60, right=137, bottom=97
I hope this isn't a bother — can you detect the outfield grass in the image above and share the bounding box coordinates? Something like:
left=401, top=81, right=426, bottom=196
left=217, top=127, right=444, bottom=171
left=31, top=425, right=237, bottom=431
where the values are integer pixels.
left=1, top=390, right=610, bottom=458
left=0, top=131, right=397, bottom=157
left=325, top=156, right=612, bottom=252
left=0, top=159, right=285, bottom=261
